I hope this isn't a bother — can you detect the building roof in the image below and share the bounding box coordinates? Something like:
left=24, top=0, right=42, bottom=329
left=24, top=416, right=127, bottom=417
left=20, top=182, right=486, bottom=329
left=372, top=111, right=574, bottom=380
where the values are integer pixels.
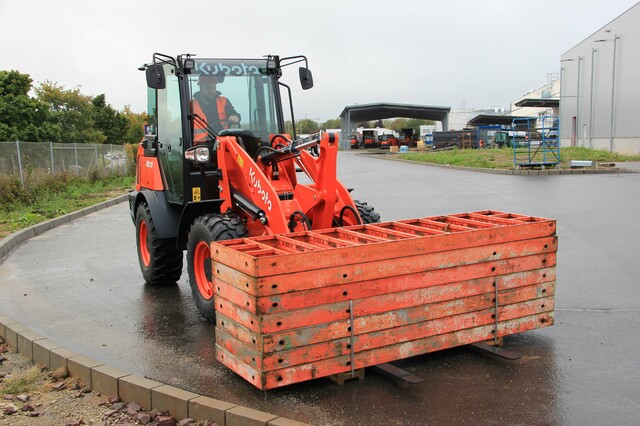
left=514, top=98, right=560, bottom=108
left=339, top=102, right=451, bottom=122
left=467, top=114, right=538, bottom=126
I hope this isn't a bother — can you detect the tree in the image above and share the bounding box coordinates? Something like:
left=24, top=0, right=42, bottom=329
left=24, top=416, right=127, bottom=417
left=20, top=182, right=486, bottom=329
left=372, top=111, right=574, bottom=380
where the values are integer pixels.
left=385, top=118, right=435, bottom=134
left=35, top=81, right=106, bottom=144
left=122, top=106, right=148, bottom=144
left=92, top=94, right=128, bottom=145
left=0, top=70, right=57, bottom=142
left=296, top=118, right=320, bottom=135
left=321, top=118, right=341, bottom=129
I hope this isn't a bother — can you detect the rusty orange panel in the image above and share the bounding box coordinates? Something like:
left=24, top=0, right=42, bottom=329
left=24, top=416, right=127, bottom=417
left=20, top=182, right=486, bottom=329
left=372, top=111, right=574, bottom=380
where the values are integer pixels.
left=250, top=237, right=556, bottom=314
left=212, top=210, right=558, bottom=390
left=264, top=282, right=555, bottom=353
left=257, top=257, right=554, bottom=333
left=218, top=281, right=555, bottom=354
left=216, top=313, right=263, bottom=349
left=215, top=344, right=263, bottom=388
left=287, top=297, right=551, bottom=370
left=252, top=297, right=554, bottom=372
left=211, top=211, right=556, bottom=277
left=213, top=238, right=556, bottom=299
left=253, top=313, right=554, bottom=390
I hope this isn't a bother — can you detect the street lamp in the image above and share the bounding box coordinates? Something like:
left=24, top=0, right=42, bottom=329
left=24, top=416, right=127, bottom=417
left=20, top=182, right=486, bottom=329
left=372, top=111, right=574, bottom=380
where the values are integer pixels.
left=589, top=40, right=606, bottom=149
left=609, top=34, right=620, bottom=152
left=560, top=57, right=582, bottom=146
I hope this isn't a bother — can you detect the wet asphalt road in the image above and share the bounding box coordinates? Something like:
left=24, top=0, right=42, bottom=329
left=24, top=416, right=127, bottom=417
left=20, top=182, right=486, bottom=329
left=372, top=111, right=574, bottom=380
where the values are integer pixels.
left=1, top=152, right=639, bottom=425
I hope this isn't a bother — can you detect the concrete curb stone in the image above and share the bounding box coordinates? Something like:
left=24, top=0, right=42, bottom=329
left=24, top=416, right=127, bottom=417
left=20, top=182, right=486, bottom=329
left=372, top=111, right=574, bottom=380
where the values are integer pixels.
left=91, top=364, right=130, bottom=398
left=50, top=347, right=81, bottom=371
left=5, top=323, right=29, bottom=349
left=0, top=315, right=18, bottom=339
left=226, top=405, right=279, bottom=426
left=189, top=396, right=237, bottom=426
left=0, top=194, right=312, bottom=425
left=68, top=355, right=104, bottom=389
left=16, top=329, right=46, bottom=359
left=32, top=338, right=65, bottom=369
left=118, top=374, right=164, bottom=411
left=361, top=152, right=638, bottom=175
left=152, top=385, right=200, bottom=420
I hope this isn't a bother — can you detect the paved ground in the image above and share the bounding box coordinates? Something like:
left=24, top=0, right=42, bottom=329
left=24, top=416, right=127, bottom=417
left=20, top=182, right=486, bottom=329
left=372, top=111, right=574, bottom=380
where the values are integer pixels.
left=1, top=152, right=639, bottom=425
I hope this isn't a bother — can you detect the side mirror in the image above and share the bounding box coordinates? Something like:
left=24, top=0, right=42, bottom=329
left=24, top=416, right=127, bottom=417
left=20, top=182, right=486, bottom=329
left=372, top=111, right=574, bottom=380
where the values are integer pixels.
left=146, top=64, right=166, bottom=89
left=299, top=67, right=313, bottom=90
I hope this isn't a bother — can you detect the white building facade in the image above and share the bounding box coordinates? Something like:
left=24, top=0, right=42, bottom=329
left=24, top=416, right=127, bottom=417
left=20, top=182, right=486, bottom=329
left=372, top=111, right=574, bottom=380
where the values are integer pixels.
left=559, top=2, right=640, bottom=154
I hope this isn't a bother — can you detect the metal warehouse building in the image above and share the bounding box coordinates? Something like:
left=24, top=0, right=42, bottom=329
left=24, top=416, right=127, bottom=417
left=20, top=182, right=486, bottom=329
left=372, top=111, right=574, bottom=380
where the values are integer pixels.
left=559, top=2, right=640, bottom=154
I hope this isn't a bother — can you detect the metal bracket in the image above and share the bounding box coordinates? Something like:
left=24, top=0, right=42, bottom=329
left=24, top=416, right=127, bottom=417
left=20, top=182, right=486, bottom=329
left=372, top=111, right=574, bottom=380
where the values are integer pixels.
left=348, top=300, right=355, bottom=377
left=372, top=363, right=424, bottom=384
left=468, top=342, right=521, bottom=360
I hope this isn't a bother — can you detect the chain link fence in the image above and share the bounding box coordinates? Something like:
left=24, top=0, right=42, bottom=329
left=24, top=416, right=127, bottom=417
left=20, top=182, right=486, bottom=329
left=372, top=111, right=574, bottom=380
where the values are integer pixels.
left=0, top=141, right=129, bottom=187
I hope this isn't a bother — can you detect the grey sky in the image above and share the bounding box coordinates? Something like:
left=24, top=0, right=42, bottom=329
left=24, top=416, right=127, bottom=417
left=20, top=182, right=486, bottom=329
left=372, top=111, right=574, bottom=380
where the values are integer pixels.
left=1, top=0, right=637, bottom=122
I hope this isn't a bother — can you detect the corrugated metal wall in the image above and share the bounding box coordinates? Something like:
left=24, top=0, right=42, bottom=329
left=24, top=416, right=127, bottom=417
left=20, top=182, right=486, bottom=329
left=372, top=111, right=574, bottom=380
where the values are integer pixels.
left=559, top=3, right=640, bottom=154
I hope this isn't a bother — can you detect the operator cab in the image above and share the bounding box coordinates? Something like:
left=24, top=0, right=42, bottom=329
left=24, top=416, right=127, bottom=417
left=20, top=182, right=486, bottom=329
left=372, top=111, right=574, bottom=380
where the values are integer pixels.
left=143, top=54, right=312, bottom=206
left=187, top=58, right=283, bottom=158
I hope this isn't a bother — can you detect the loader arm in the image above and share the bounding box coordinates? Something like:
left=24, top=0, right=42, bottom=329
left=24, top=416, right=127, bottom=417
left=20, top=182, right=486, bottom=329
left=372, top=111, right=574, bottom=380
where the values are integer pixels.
left=294, top=132, right=361, bottom=229
left=217, top=132, right=361, bottom=236
left=217, top=136, right=290, bottom=235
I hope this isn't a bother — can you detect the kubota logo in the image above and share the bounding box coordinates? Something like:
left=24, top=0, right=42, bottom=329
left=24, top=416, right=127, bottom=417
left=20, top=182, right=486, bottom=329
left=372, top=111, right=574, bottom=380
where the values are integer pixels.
left=196, top=62, right=260, bottom=77
left=145, top=161, right=153, bottom=168
left=249, top=167, right=272, bottom=212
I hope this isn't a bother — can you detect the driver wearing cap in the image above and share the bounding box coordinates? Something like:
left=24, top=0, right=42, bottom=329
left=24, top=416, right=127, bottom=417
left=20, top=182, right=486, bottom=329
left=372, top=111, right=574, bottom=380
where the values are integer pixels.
left=192, top=74, right=241, bottom=140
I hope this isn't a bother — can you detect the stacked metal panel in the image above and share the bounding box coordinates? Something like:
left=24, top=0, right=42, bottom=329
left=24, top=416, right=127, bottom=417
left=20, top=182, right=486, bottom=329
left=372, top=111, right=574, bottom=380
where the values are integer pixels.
left=212, top=211, right=557, bottom=390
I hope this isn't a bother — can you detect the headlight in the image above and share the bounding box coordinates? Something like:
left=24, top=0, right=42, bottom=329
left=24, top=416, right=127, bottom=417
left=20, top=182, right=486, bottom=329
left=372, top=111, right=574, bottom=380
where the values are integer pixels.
left=185, top=146, right=210, bottom=164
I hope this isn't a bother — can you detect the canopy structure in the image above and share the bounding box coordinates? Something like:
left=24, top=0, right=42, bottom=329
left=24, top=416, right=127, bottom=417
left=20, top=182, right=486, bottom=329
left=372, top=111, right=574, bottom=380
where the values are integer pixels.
left=514, top=99, right=559, bottom=108
left=466, top=114, right=537, bottom=127
left=339, top=103, right=451, bottom=149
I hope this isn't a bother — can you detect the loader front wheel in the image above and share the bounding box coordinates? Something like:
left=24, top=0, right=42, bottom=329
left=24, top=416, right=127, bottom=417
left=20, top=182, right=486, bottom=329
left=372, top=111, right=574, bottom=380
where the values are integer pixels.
left=355, top=200, right=381, bottom=224
left=135, top=203, right=183, bottom=285
left=187, top=214, right=248, bottom=322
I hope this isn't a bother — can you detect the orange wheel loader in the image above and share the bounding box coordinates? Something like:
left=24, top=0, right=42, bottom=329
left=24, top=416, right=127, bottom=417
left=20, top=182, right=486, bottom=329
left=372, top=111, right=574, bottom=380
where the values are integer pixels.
left=130, top=53, right=380, bottom=321
left=131, top=53, right=556, bottom=390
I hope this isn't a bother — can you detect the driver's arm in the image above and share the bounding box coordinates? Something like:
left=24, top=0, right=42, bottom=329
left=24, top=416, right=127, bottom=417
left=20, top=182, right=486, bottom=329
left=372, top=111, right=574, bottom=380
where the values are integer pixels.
left=225, top=99, right=241, bottom=124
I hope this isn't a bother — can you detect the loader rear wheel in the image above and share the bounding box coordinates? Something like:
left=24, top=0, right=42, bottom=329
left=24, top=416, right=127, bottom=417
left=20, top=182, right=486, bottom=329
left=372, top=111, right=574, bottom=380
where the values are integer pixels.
left=355, top=200, right=381, bottom=224
left=135, top=203, right=183, bottom=285
left=187, top=214, right=248, bottom=322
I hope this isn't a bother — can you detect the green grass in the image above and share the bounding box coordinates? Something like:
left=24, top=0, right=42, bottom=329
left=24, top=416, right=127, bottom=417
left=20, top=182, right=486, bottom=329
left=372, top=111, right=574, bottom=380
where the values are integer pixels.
left=0, top=173, right=134, bottom=239
left=398, top=147, right=640, bottom=169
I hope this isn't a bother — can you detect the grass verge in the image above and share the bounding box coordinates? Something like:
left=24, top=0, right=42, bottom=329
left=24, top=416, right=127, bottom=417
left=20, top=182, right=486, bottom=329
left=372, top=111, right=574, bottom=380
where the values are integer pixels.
left=397, top=147, right=640, bottom=169
left=0, top=366, right=46, bottom=395
left=0, top=173, right=134, bottom=239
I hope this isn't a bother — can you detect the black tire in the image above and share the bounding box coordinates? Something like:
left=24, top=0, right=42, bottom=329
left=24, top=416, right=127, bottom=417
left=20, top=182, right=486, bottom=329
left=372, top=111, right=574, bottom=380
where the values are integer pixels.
left=135, top=202, right=183, bottom=285
left=355, top=200, right=381, bottom=224
left=187, top=214, right=248, bottom=322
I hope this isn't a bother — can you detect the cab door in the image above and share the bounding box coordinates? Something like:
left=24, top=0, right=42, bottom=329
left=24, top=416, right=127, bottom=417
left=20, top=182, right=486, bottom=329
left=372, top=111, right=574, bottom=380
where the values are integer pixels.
left=155, top=63, right=184, bottom=204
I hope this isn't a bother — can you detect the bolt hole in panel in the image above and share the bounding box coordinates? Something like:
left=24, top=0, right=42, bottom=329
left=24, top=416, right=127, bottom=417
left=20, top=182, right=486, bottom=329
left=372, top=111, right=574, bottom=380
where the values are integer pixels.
left=211, top=211, right=557, bottom=389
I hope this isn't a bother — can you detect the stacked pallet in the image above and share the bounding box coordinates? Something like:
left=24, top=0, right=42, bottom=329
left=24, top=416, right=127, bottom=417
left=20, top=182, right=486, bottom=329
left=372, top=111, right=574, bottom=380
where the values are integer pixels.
left=211, top=211, right=557, bottom=390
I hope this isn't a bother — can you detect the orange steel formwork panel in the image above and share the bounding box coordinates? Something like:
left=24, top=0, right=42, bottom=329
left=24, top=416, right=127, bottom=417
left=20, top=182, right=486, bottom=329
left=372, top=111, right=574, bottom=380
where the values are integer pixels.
left=211, top=211, right=557, bottom=390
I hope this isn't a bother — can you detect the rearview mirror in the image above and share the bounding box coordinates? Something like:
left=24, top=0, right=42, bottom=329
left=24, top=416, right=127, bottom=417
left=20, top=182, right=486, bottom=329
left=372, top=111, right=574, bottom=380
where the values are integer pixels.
left=299, top=67, right=313, bottom=90
left=146, top=64, right=166, bottom=89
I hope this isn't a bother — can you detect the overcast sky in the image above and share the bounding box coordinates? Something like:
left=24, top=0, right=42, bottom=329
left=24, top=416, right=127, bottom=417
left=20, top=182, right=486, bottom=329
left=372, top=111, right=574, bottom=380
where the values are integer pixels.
left=1, top=0, right=637, bottom=122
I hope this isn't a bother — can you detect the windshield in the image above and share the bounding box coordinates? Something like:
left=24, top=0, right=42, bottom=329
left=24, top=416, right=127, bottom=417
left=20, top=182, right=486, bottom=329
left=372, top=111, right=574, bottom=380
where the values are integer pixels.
left=188, top=59, right=280, bottom=144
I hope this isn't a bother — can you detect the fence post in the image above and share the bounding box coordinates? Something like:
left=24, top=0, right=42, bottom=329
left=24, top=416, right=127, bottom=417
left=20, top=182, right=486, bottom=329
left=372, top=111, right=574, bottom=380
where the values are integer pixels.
left=16, top=140, right=24, bottom=188
left=74, top=142, right=79, bottom=175
left=50, top=142, right=55, bottom=174
left=110, top=144, right=114, bottom=174
left=122, top=146, right=127, bottom=175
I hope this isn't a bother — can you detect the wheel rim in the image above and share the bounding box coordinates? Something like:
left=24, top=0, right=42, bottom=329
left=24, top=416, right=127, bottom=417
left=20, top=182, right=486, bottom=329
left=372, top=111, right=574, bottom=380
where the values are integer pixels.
left=139, top=221, right=150, bottom=267
left=194, top=241, right=213, bottom=300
